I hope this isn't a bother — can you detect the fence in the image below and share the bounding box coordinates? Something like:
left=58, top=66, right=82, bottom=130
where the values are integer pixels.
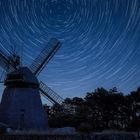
left=0, top=133, right=136, bottom=140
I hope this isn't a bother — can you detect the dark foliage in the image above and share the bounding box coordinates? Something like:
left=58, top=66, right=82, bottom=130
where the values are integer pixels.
left=44, top=87, right=140, bottom=132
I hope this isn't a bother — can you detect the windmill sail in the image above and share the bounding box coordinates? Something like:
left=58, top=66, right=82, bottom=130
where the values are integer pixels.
left=30, top=38, right=62, bottom=76
left=0, top=52, right=15, bottom=72
left=39, top=81, right=64, bottom=105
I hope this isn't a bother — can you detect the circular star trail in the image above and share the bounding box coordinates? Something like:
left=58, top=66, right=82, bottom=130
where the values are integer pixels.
left=0, top=0, right=140, bottom=98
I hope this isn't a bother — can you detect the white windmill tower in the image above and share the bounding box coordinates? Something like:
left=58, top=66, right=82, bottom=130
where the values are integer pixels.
left=0, top=38, right=64, bottom=130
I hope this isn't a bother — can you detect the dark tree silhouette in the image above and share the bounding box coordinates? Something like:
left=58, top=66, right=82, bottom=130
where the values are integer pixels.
left=46, top=86, right=140, bottom=132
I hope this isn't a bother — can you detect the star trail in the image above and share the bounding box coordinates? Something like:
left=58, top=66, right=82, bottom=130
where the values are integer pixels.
left=0, top=0, right=140, bottom=99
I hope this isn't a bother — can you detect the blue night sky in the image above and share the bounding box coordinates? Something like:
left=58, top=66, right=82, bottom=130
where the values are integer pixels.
left=0, top=0, right=140, bottom=100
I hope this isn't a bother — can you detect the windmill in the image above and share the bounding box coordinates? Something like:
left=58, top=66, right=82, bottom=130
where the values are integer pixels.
left=0, top=38, right=64, bottom=130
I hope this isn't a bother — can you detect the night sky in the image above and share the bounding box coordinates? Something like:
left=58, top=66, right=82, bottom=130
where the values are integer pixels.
left=0, top=0, right=140, bottom=100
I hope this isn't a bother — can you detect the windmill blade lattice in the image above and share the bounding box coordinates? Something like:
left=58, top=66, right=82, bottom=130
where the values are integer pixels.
left=0, top=52, right=15, bottom=72
left=39, top=81, right=64, bottom=105
left=30, top=38, right=62, bottom=76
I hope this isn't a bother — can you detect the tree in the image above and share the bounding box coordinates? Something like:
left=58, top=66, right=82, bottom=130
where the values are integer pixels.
left=46, top=86, right=140, bottom=132
left=126, top=87, right=140, bottom=131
